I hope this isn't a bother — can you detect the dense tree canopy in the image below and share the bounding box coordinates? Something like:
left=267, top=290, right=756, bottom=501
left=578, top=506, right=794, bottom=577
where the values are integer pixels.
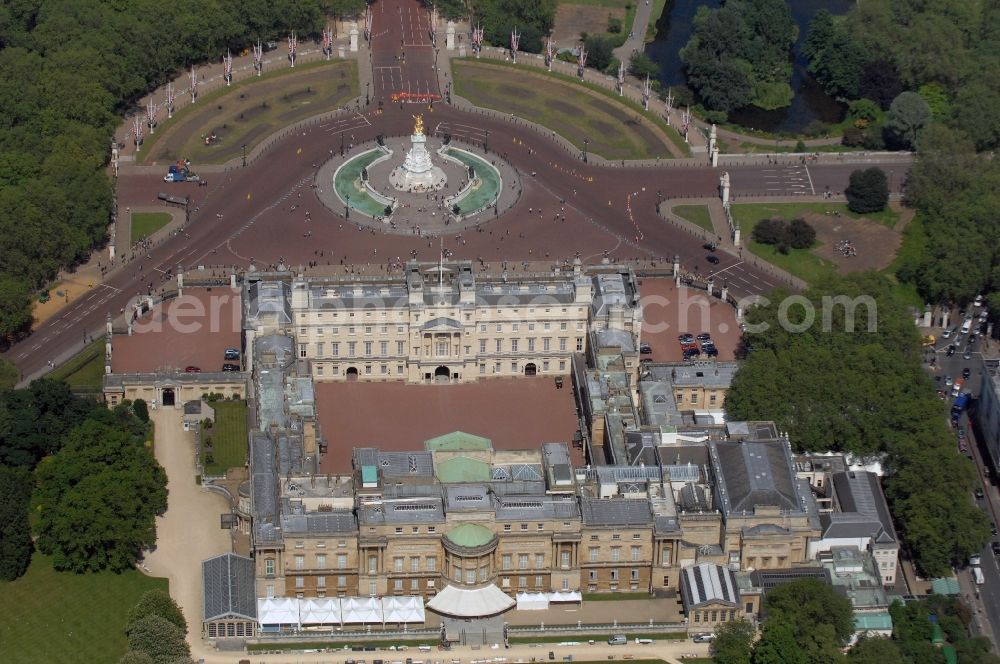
left=0, top=0, right=364, bottom=342
left=0, top=465, right=33, bottom=580
left=125, top=614, right=191, bottom=664
left=127, top=589, right=188, bottom=634
left=805, top=0, right=1000, bottom=151
left=896, top=124, right=1000, bottom=306
left=727, top=274, right=989, bottom=575
left=474, top=0, right=554, bottom=54
left=34, top=417, right=167, bottom=573
left=680, top=0, right=797, bottom=114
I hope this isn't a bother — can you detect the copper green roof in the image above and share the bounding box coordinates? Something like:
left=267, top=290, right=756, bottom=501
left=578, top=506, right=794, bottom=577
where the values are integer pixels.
left=446, top=523, right=495, bottom=548
left=435, top=456, right=491, bottom=483
left=424, top=431, right=493, bottom=452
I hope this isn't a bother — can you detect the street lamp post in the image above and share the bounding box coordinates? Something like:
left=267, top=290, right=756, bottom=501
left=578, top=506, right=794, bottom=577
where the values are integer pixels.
left=434, top=47, right=439, bottom=71
left=484, top=129, right=489, bottom=153
left=242, top=144, right=247, bottom=167
left=366, top=82, right=370, bottom=106
left=583, top=138, right=589, bottom=163
left=345, top=194, right=350, bottom=219
left=341, top=132, right=345, bottom=156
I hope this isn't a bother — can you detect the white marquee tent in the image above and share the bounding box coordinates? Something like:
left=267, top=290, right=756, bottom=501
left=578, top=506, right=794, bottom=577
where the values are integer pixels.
left=342, top=596, right=383, bottom=624
left=382, top=595, right=426, bottom=623
left=257, top=597, right=301, bottom=631
left=299, top=598, right=341, bottom=626
left=515, top=592, right=549, bottom=611
left=426, top=584, right=515, bottom=618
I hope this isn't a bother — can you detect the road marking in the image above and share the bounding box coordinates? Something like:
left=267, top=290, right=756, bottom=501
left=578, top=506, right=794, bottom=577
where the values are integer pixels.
left=803, top=163, right=816, bottom=195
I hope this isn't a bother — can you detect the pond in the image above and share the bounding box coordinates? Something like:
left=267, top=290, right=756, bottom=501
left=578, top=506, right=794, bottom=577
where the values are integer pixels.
left=644, top=0, right=853, bottom=134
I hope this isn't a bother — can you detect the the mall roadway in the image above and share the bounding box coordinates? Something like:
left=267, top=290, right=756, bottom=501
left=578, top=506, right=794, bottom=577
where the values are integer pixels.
left=3, top=0, right=911, bottom=383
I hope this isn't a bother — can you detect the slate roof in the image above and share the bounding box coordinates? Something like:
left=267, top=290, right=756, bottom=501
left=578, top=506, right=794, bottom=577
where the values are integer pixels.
left=495, top=495, right=581, bottom=521
left=203, top=553, right=256, bottom=622
left=823, top=471, right=897, bottom=544
left=251, top=431, right=279, bottom=542
left=281, top=511, right=358, bottom=535
left=709, top=438, right=805, bottom=518
left=680, top=563, right=740, bottom=609
left=579, top=497, right=652, bottom=526
left=377, top=451, right=435, bottom=478
left=358, top=498, right=445, bottom=524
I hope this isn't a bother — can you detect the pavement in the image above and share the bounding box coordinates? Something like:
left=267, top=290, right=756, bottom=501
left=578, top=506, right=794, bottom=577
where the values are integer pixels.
left=198, top=638, right=712, bottom=664
left=141, top=408, right=233, bottom=659
left=612, top=0, right=656, bottom=65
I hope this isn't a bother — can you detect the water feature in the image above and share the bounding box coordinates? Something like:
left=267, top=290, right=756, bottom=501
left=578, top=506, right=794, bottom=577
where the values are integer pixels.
left=644, top=0, right=853, bottom=134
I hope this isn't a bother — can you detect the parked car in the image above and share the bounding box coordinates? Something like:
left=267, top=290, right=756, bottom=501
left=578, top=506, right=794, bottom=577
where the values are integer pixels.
left=703, top=346, right=719, bottom=357
left=706, top=255, right=720, bottom=265
left=608, top=635, right=627, bottom=646
left=224, top=348, right=241, bottom=360
left=976, top=487, right=985, bottom=499
left=992, top=541, right=1000, bottom=556
left=947, top=345, right=956, bottom=357
left=639, top=342, right=652, bottom=354
left=945, top=375, right=954, bottom=386
left=678, top=333, right=695, bottom=343
left=683, top=348, right=701, bottom=359
left=958, top=426, right=967, bottom=440
left=942, top=328, right=953, bottom=339
left=963, top=367, right=972, bottom=379
left=696, top=333, right=712, bottom=341
left=693, top=634, right=716, bottom=643
left=184, top=366, right=201, bottom=373
left=222, top=363, right=240, bottom=372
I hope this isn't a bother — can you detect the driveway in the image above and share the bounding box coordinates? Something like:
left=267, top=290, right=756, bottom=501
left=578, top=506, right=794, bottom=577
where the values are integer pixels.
left=143, top=408, right=233, bottom=657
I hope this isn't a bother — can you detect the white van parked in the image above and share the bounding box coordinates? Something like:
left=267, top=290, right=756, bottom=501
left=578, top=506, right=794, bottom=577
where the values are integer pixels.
left=973, top=566, right=985, bottom=585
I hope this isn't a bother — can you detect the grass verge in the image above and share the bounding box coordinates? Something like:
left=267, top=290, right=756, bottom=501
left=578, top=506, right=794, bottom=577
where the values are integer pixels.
left=201, top=400, right=249, bottom=476
left=49, top=336, right=106, bottom=391
left=249, top=638, right=432, bottom=652
left=0, top=555, right=167, bottom=664
left=671, top=204, right=714, bottom=232
left=881, top=212, right=926, bottom=309
left=510, top=633, right=686, bottom=644
left=731, top=201, right=899, bottom=229
left=453, top=59, right=689, bottom=158
left=130, top=211, right=172, bottom=243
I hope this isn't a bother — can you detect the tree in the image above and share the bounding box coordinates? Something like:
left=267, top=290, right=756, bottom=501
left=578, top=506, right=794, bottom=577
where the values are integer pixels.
left=752, top=218, right=787, bottom=246
left=0, top=276, right=32, bottom=342
left=118, top=653, right=156, bottom=664
left=0, top=358, right=17, bottom=390
left=712, top=618, right=754, bottom=664
left=0, top=379, right=99, bottom=468
left=858, top=60, right=903, bottom=111
left=34, top=419, right=167, bottom=573
left=845, top=167, right=889, bottom=214
left=628, top=52, right=660, bottom=78
left=786, top=218, right=816, bottom=249
left=125, top=614, right=191, bottom=664
left=846, top=635, right=906, bottom=664
left=127, top=589, right=187, bottom=634
left=884, top=91, right=932, bottom=150
left=132, top=398, right=149, bottom=423
left=679, top=0, right=796, bottom=113
left=0, top=466, right=33, bottom=580
left=584, top=35, right=614, bottom=72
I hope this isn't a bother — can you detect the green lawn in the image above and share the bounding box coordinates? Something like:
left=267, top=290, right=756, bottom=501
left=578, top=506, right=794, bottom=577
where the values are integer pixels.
left=731, top=201, right=899, bottom=229
left=671, top=204, right=714, bottom=232
left=250, top=638, right=432, bottom=652
left=453, top=59, right=688, bottom=159
left=731, top=203, right=843, bottom=284
left=49, top=336, right=106, bottom=391
left=881, top=212, right=926, bottom=309
left=139, top=59, right=357, bottom=165
left=510, top=633, right=685, bottom=644
left=130, top=212, right=172, bottom=243
left=201, top=400, right=248, bottom=476
left=0, top=555, right=167, bottom=664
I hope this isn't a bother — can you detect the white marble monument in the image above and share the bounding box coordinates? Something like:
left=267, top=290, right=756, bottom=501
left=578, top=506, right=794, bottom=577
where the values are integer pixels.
left=390, top=115, right=447, bottom=192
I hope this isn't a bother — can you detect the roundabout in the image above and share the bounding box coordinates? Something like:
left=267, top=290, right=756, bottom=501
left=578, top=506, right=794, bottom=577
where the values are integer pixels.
left=320, top=115, right=512, bottom=235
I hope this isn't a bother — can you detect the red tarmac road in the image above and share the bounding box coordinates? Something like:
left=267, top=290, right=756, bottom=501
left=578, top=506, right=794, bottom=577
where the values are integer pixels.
left=2, top=0, right=906, bottom=382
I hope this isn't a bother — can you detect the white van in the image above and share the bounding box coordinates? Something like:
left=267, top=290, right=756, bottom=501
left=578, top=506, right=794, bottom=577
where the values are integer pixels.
left=973, top=566, right=985, bottom=585
left=962, top=318, right=973, bottom=334
left=608, top=635, right=627, bottom=646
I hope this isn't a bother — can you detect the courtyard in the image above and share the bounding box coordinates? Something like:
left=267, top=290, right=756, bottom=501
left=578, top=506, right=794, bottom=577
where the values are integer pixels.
left=315, top=377, right=582, bottom=474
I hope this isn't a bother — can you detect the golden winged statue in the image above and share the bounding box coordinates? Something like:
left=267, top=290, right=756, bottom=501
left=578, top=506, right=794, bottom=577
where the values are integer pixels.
left=412, top=114, right=424, bottom=136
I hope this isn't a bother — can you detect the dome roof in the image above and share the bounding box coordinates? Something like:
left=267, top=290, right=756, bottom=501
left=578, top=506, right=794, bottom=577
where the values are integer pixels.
left=445, top=523, right=495, bottom=548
